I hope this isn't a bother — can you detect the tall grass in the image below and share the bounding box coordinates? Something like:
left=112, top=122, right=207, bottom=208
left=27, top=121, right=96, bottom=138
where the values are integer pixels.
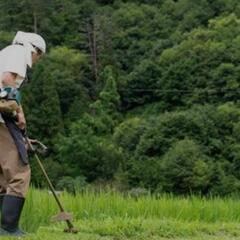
left=21, top=188, right=240, bottom=232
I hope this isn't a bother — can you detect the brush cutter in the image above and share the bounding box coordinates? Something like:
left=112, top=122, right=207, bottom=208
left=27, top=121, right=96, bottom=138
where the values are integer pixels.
left=26, top=138, right=78, bottom=234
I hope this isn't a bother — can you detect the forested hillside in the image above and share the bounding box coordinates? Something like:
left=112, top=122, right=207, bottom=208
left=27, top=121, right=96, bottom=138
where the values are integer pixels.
left=1, top=0, right=240, bottom=195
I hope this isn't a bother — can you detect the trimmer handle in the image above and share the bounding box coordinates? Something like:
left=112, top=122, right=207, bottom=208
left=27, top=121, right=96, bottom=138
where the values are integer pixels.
left=27, top=138, right=48, bottom=155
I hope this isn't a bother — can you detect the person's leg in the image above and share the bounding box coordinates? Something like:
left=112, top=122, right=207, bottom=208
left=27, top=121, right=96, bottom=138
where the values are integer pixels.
left=0, top=169, right=7, bottom=212
left=0, top=124, right=31, bottom=236
left=0, top=126, right=8, bottom=212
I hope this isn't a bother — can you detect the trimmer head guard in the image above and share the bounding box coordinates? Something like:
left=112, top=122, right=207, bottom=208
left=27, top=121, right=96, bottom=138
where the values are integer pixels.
left=51, top=211, right=73, bottom=222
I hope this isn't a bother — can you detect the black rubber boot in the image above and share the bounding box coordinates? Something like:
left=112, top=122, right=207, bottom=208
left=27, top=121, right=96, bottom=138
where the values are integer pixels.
left=0, top=194, right=4, bottom=212
left=0, top=195, right=26, bottom=237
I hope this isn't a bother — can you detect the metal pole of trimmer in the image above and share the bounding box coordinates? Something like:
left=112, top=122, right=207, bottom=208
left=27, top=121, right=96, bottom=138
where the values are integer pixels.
left=26, top=138, right=78, bottom=234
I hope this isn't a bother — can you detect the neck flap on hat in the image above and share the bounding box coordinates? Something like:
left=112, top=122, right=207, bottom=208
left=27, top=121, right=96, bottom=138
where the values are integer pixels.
left=12, top=31, right=36, bottom=68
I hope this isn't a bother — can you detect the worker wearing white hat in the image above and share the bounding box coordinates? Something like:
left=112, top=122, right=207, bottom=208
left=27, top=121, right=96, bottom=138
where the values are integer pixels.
left=0, top=31, right=46, bottom=237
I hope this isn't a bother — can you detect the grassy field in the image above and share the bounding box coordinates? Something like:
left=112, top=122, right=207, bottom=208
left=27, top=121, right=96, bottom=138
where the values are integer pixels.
left=3, top=188, right=240, bottom=239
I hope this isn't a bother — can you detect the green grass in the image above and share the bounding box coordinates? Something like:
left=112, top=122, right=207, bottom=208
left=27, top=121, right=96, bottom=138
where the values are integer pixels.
left=3, top=219, right=240, bottom=240
left=3, top=188, right=240, bottom=239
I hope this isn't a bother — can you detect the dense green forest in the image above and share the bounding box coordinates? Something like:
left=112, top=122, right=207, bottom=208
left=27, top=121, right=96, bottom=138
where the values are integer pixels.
left=1, top=0, right=240, bottom=196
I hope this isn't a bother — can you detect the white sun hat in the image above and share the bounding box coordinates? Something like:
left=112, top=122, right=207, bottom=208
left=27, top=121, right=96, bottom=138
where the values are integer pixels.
left=12, top=31, right=46, bottom=54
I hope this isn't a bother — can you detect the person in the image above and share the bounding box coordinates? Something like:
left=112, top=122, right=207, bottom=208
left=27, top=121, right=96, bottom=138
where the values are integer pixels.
left=0, top=31, right=46, bottom=236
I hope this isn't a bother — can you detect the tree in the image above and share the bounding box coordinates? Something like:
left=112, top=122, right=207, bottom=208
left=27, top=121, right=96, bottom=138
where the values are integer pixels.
left=160, top=139, right=213, bottom=194
left=22, top=61, right=64, bottom=145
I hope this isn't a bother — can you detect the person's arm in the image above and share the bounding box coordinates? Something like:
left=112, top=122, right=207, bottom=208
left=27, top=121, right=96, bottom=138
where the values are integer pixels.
left=2, top=72, right=26, bottom=130
left=16, top=105, right=26, bottom=130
